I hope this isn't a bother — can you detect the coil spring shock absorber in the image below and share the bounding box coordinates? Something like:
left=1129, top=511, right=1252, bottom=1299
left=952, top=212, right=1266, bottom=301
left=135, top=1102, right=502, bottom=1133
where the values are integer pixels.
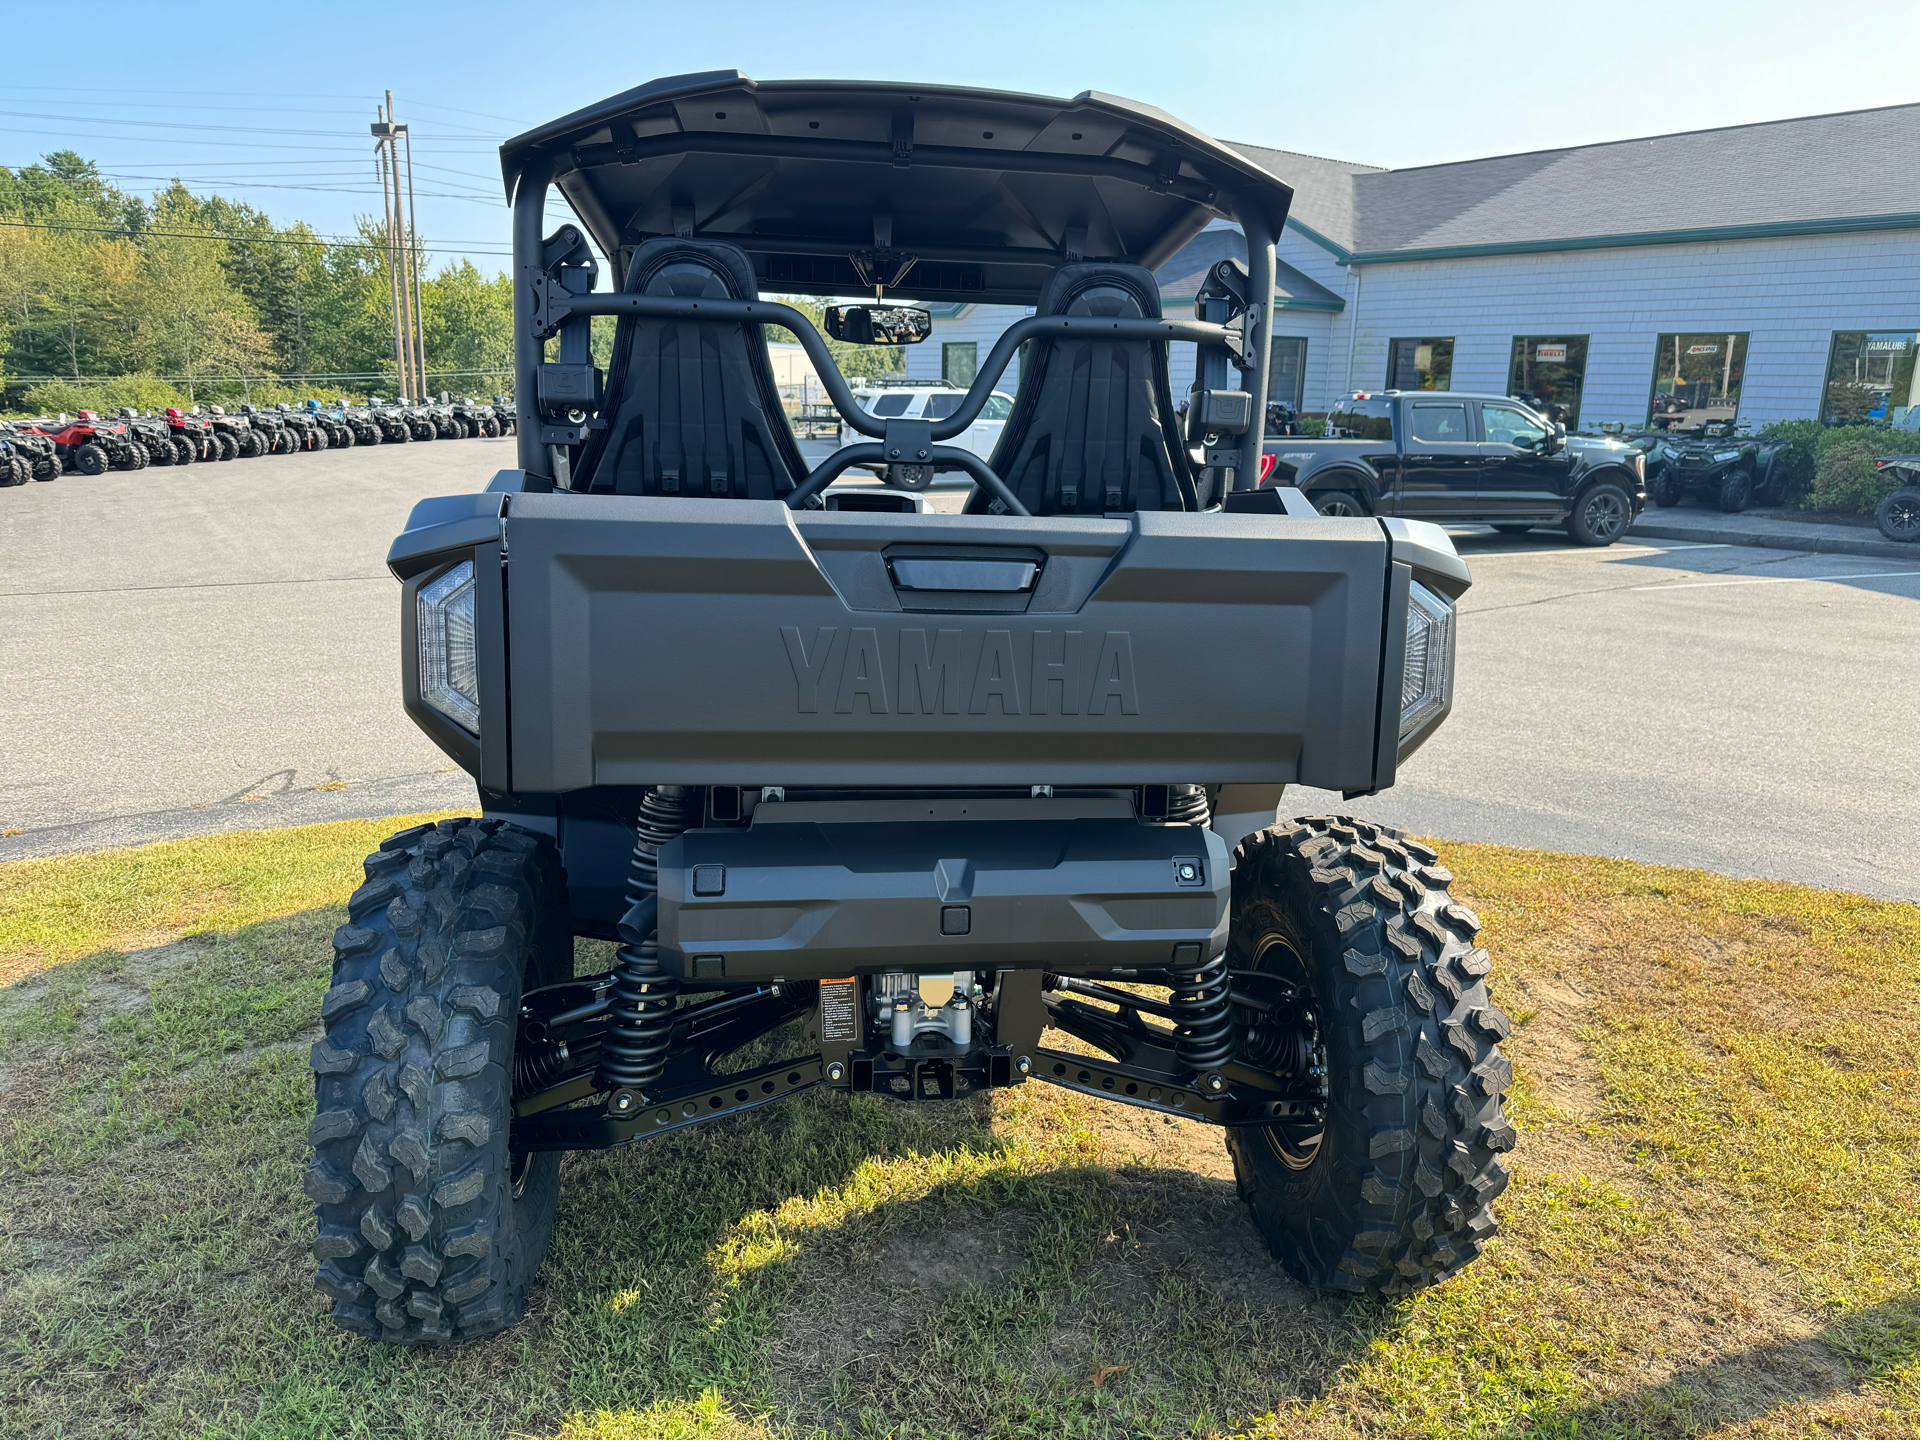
left=1165, top=784, right=1211, bottom=828
left=1168, top=948, right=1235, bottom=1073
left=595, top=785, right=700, bottom=1095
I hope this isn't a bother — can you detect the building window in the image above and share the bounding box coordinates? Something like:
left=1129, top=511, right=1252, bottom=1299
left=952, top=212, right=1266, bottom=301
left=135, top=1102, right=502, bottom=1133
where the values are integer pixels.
left=1268, top=336, right=1307, bottom=408
left=1646, top=333, right=1749, bottom=431
left=1821, top=331, right=1919, bottom=426
left=1387, top=337, right=1454, bottom=391
left=1506, top=335, right=1589, bottom=423
left=942, top=341, right=978, bottom=388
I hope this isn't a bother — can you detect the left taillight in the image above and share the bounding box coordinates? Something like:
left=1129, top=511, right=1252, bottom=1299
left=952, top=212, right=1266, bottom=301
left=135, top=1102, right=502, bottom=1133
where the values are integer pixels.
left=418, top=561, right=479, bottom=733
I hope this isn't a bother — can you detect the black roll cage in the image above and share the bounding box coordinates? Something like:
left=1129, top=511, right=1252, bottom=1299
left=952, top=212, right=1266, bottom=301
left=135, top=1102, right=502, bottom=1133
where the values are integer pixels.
left=509, top=96, right=1282, bottom=509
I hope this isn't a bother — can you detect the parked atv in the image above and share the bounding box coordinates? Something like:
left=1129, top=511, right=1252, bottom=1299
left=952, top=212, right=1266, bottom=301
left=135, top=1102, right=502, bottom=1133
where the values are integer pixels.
left=275, top=402, right=329, bottom=452
left=27, top=411, right=141, bottom=474
left=309, top=74, right=1511, bottom=1348
left=491, top=394, right=517, bottom=435
left=207, top=406, right=262, bottom=459
left=340, top=401, right=383, bottom=447
left=239, top=404, right=297, bottom=456
left=405, top=399, right=441, bottom=441
left=116, top=408, right=176, bottom=467
left=305, top=398, right=356, bottom=449
left=1647, top=419, right=1788, bottom=512
left=2, top=420, right=61, bottom=481
left=0, top=425, right=33, bottom=486
left=1874, top=455, right=1919, bottom=543
left=366, top=398, right=413, bottom=444
left=446, top=396, right=495, bottom=438
left=157, top=405, right=217, bottom=464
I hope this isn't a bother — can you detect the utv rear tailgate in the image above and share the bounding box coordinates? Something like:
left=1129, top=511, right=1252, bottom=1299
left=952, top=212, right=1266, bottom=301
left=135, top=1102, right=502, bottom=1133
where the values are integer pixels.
left=489, top=494, right=1393, bottom=791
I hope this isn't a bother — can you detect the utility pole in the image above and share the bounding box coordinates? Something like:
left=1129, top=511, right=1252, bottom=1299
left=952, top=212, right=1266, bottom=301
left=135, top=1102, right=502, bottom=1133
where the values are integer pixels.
left=372, top=95, right=426, bottom=399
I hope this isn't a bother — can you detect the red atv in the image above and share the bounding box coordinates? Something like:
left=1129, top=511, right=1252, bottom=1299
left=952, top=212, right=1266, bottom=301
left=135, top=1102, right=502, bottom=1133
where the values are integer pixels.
left=26, top=410, right=144, bottom=474
left=161, top=406, right=220, bottom=464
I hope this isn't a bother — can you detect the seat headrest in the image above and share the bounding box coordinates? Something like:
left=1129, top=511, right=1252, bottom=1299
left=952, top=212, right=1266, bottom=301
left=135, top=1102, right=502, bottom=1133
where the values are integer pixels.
left=1035, top=262, right=1164, bottom=323
left=624, top=237, right=760, bottom=301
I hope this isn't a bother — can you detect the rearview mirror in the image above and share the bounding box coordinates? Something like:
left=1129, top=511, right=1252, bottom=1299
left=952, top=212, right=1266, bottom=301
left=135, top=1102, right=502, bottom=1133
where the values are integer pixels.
left=825, top=305, right=931, bottom=345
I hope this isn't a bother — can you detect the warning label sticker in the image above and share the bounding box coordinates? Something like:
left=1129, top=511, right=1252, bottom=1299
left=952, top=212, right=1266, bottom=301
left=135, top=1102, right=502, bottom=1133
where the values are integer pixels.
left=819, top=978, right=860, bottom=1043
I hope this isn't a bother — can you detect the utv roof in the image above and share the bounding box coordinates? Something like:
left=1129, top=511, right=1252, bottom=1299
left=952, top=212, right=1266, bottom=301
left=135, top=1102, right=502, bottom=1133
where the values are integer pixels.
left=499, top=71, right=1293, bottom=305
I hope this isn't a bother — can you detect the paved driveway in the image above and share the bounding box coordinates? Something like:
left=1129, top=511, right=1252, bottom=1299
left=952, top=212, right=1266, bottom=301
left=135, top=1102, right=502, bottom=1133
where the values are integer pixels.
left=2, top=451, right=1914, bottom=898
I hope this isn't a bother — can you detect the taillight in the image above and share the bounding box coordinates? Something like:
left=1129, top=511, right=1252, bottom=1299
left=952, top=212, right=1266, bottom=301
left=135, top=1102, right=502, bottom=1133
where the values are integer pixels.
left=1256, top=453, right=1277, bottom=485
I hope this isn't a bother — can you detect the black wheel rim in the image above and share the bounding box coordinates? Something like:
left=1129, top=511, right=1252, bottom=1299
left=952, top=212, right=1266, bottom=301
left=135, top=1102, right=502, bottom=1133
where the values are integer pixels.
left=1585, top=491, right=1626, bottom=539
left=1246, top=931, right=1327, bottom=1170
left=1889, top=495, right=1919, bottom=539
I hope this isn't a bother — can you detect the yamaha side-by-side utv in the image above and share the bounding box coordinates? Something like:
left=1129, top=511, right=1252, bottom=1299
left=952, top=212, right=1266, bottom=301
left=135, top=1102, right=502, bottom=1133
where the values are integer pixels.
left=310, top=73, right=1512, bottom=1346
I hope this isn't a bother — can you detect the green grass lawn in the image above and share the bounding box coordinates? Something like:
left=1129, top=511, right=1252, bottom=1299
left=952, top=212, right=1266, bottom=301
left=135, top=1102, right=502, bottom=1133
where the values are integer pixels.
left=0, top=819, right=1913, bottom=1438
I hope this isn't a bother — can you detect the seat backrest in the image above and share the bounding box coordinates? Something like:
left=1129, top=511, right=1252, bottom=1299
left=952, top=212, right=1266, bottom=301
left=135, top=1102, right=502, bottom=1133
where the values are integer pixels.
left=976, top=263, right=1195, bottom=515
left=573, top=238, right=807, bottom=498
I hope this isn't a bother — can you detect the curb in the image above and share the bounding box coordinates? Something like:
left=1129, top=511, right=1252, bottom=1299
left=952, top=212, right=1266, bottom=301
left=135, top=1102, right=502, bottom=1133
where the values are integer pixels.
left=1628, top=520, right=1919, bottom=563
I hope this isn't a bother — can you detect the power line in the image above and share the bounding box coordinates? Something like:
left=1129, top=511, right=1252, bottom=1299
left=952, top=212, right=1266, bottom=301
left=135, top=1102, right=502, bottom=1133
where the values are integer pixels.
left=0, top=217, right=513, bottom=258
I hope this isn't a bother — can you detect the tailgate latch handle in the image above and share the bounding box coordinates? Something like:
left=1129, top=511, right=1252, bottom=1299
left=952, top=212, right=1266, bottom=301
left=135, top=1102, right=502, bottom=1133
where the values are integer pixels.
left=889, top=558, right=1038, bottom=593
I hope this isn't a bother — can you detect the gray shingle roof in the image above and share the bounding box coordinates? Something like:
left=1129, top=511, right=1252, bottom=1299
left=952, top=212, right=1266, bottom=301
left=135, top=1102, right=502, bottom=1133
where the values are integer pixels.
left=1152, top=228, right=1344, bottom=310
left=1228, top=105, right=1919, bottom=261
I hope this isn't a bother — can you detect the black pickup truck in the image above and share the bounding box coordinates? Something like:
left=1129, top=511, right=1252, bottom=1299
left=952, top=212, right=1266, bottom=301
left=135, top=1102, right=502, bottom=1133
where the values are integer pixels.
left=1261, top=391, right=1647, bottom=545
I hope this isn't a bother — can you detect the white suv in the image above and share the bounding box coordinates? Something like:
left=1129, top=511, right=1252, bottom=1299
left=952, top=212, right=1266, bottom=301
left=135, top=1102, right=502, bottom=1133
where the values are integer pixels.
left=838, top=382, right=1018, bottom=463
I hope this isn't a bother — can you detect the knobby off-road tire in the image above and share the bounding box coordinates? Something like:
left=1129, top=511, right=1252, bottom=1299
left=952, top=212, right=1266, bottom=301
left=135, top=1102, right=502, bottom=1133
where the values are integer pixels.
left=73, top=443, right=107, bottom=475
left=1649, top=472, right=1681, bottom=507
left=215, top=432, right=239, bottom=461
left=172, top=435, right=197, bottom=466
left=307, top=817, right=572, bottom=1344
left=1226, top=818, right=1514, bottom=1297
left=1717, top=468, right=1753, bottom=513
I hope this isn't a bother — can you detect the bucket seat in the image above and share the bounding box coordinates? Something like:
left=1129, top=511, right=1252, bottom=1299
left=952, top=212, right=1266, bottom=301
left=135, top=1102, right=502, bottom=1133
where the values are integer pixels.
left=968, top=263, right=1196, bottom=516
left=574, top=238, right=808, bottom=498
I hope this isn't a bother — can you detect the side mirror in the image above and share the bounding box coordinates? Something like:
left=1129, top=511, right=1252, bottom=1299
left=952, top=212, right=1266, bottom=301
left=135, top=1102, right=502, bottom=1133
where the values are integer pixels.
left=824, top=304, right=932, bottom=346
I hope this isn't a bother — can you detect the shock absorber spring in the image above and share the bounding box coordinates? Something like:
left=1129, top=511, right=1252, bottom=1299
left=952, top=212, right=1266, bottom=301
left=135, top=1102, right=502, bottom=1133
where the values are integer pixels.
left=596, top=785, right=700, bottom=1095
left=1167, top=948, right=1235, bottom=1070
left=1165, top=784, right=1211, bottom=829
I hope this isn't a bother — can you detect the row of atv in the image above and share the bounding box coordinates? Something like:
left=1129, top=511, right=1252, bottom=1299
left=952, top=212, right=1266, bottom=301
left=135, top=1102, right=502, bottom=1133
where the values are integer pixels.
left=0, top=396, right=518, bottom=486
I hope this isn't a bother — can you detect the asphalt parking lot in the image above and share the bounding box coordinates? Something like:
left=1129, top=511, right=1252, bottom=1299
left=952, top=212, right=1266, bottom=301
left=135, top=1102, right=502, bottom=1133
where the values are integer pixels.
left=2, top=445, right=1915, bottom=898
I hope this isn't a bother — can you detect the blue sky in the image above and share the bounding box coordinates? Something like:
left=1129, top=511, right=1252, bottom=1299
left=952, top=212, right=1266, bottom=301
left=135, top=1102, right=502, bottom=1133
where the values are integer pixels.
left=3, top=0, right=1915, bottom=273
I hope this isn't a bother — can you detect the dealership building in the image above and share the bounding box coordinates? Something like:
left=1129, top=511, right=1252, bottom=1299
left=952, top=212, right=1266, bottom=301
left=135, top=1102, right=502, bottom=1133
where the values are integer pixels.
left=907, top=105, right=1919, bottom=430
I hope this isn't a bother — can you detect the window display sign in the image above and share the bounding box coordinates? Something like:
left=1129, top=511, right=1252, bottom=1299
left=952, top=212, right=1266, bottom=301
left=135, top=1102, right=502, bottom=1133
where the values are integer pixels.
left=1387, top=337, right=1454, bottom=391
left=1507, top=335, right=1588, bottom=422
left=1647, top=333, right=1748, bottom=431
left=1822, top=331, right=1919, bottom=425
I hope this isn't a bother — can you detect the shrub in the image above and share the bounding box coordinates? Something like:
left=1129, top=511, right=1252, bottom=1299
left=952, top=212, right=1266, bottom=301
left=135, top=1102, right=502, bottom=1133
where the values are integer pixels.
left=1809, top=437, right=1891, bottom=513
left=1758, top=420, right=1918, bottom=513
left=20, top=373, right=190, bottom=417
